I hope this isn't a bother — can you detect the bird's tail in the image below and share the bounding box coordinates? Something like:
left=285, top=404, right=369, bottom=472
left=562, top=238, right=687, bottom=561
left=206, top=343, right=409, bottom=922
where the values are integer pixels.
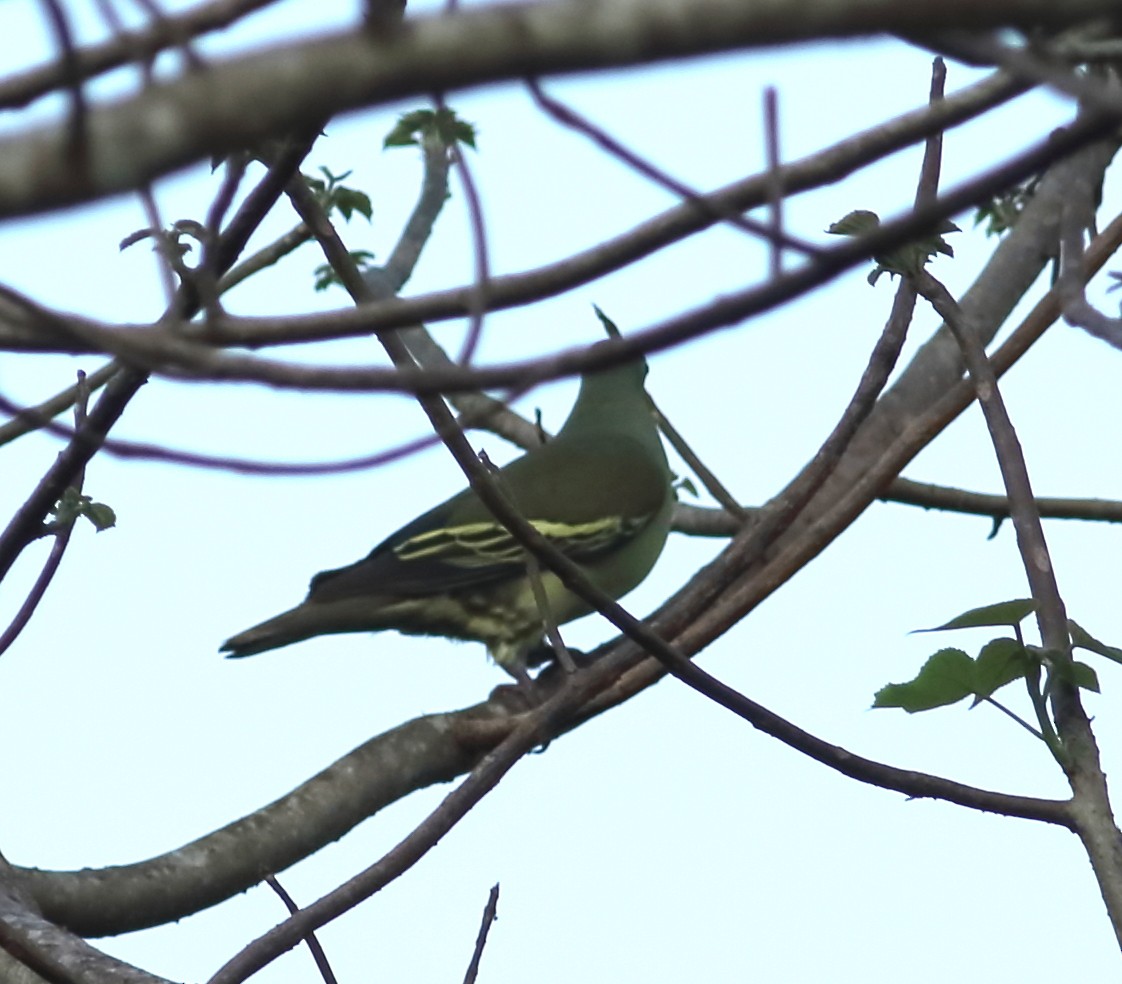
left=221, top=604, right=327, bottom=658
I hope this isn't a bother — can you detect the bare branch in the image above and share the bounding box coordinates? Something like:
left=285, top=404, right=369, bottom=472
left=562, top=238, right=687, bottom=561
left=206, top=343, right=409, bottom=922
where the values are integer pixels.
left=884, top=477, right=1122, bottom=525
left=462, top=885, right=500, bottom=984
left=2, top=0, right=1112, bottom=218
left=263, top=877, right=339, bottom=984
left=0, top=0, right=281, bottom=110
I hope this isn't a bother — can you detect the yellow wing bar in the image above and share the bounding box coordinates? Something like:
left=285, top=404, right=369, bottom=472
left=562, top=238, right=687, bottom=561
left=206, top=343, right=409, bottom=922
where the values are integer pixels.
left=394, top=515, right=648, bottom=567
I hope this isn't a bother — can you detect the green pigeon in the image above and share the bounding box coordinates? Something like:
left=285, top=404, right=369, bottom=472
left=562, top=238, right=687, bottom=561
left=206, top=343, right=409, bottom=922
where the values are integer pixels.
left=221, top=352, right=674, bottom=685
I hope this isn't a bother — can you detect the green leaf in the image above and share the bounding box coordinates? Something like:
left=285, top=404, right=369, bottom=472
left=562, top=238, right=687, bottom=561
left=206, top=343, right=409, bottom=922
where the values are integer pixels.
left=674, top=476, right=699, bottom=498
left=827, top=209, right=880, bottom=236
left=873, top=648, right=975, bottom=712
left=1072, top=661, right=1101, bottom=693
left=333, top=187, right=373, bottom=222
left=974, top=181, right=1036, bottom=237
left=1052, top=658, right=1102, bottom=694
left=49, top=487, right=116, bottom=532
left=50, top=486, right=84, bottom=525
left=85, top=502, right=116, bottom=532
left=828, top=208, right=958, bottom=282
left=384, top=109, right=430, bottom=147
left=915, top=599, right=1036, bottom=633
left=384, top=107, right=477, bottom=151
left=312, top=250, right=376, bottom=292
left=1068, top=619, right=1122, bottom=665
left=971, top=637, right=1029, bottom=704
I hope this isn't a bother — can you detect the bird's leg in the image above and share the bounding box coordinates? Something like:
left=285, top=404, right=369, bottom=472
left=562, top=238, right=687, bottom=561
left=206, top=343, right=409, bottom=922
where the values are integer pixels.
left=523, top=554, right=577, bottom=674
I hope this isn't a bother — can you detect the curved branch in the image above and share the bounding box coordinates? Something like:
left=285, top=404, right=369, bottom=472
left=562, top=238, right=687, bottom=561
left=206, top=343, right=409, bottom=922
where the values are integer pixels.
left=0, top=66, right=1028, bottom=358
left=16, top=137, right=1122, bottom=942
left=0, top=0, right=282, bottom=111
left=0, top=0, right=1109, bottom=218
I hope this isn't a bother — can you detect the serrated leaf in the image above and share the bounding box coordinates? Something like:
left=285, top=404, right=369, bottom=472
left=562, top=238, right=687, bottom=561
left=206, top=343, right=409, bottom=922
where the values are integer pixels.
left=383, top=109, right=434, bottom=148
left=873, top=648, right=974, bottom=712
left=828, top=210, right=957, bottom=281
left=916, top=599, right=1036, bottom=633
left=312, top=250, right=375, bottom=292
left=333, top=188, right=373, bottom=222
left=1068, top=619, right=1122, bottom=665
left=384, top=107, right=477, bottom=150
left=971, top=637, right=1029, bottom=703
left=1052, top=658, right=1102, bottom=693
left=449, top=118, right=477, bottom=148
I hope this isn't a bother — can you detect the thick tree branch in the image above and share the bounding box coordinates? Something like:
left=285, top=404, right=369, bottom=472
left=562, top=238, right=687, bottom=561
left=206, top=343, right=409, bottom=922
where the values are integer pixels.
left=0, top=0, right=1111, bottom=218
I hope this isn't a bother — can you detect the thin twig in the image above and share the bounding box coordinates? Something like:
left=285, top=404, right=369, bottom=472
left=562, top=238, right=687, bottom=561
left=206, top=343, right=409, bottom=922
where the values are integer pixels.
left=263, top=876, right=339, bottom=984
left=0, top=373, right=91, bottom=657
left=63, top=112, right=1119, bottom=395
left=38, top=0, right=87, bottom=164
left=138, top=185, right=179, bottom=307
left=0, top=133, right=323, bottom=582
left=527, top=77, right=821, bottom=260
left=0, top=0, right=279, bottom=111
left=462, top=884, right=500, bottom=984
left=763, top=86, right=783, bottom=278
left=650, top=400, right=748, bottom=522
left=0, top=362, right=118, bottom=447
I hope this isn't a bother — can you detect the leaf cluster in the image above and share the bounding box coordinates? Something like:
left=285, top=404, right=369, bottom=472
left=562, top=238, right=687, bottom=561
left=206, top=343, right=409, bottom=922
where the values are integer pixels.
left=49, top=486, right=116, bottom=533
left=874, top=599, right=1112, bottom=715
left=827, top=208, right=959, bottom=285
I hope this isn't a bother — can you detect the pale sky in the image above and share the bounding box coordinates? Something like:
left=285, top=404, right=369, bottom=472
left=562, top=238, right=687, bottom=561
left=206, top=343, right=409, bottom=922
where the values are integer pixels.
left=1, top=2, right=1120, bottom=981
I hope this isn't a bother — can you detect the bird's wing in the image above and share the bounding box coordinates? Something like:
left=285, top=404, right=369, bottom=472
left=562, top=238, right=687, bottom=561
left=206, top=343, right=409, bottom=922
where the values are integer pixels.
left=308, top=435, right=668, bottom=601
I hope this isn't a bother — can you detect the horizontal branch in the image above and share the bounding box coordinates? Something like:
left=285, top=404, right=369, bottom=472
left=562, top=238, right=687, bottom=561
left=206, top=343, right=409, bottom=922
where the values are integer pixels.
left=885, top=476, right=1122, bottom=523
left=15, top=648, right=1072, bottom=940
left=0, top=66, right=1026, bottom=357
left=0, top=0, right=1113, bottom=217
left=0, top=0, right=283, bottom=111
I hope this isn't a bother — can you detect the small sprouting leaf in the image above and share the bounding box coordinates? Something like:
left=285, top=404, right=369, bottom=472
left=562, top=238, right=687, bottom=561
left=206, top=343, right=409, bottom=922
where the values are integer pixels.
left=827, top=209, right=881, bottom=236
left=50, top=488, right=116, bottom=532
left=312, top=250, right=377, bottom=292
left=915, top=599, right=1036, bottom=633
left=384, top=107, right=477, bottom=150
left=971, top=637, right=1029, bottom=704
left=1069, top=619, right=1122, bottom=665
left=873, top=648, right=975, bottom=712
left=674, top=476, right=699, bottom=498
left=384, top=109, right=430, bottom=147
left=333, top=187, right=373, bottom=222
left=85, top=502, right=117, bottom=532
left=50, top=486, right=85, bottom=525
left=828, top=209, right=958, bottom=283
left=974, top=181, right=1036, bottom=238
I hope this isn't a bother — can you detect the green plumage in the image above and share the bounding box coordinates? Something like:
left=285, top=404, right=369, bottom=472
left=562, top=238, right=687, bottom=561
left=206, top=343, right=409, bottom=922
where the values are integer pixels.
left=220, top=354, right=673, bottom=684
